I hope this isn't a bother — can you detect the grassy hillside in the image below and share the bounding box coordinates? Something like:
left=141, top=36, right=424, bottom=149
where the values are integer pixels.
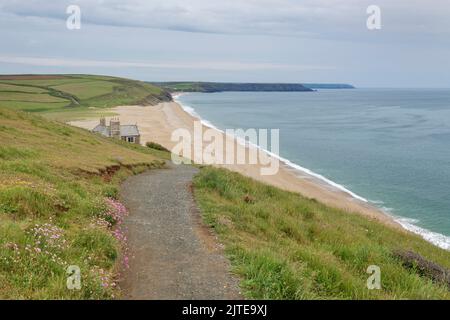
left=0, top=108, right=167, bottom=299
left=0, top=75, right=171, bottom=121
left=193, top=167, right=450, bottom=299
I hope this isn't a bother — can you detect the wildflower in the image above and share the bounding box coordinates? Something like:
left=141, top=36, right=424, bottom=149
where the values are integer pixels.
left=4, top=242, right=19, bottom=251
left=28, top=223, right=67, bottom=250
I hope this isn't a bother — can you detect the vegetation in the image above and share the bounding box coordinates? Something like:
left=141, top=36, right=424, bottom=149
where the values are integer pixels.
left=152, top=82, right=313, bottom=93
left=146, top=141, right=170, bottom=152
left=193, top=167, right=450, bottom=299
left=0, top=108, right=166, bottom=299
left=0, top=75, right=171, bottom=121
left=151, top=82, right=355, bottom=92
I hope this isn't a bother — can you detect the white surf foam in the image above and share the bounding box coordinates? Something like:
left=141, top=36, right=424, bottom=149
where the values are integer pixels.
left=178, top=103, right=220, bottom=130
left=173, top=94, right=450, bottom=251
left=396, top=218, right=450, bottom=250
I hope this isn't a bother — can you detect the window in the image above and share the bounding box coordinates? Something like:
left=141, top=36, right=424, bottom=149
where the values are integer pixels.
left=127, top=137, right=135, bottom=143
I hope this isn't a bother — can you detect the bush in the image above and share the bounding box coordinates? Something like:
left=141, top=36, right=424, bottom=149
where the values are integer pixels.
left=146, top=141, right=169, bottom=152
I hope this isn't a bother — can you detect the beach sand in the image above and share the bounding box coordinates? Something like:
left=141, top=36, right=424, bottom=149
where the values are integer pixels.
left=69, top=101, right=401, bottom=229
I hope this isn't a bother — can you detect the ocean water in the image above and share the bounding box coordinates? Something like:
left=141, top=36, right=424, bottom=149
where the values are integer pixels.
left=176, top=89, right=450, bottom=250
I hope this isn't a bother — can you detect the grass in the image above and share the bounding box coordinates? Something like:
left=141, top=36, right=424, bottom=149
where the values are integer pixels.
left=0, top=92, right=68, bottom=103
left=0, top=101, right=71, bottom=114
left=0, top=83, right=47, bottom=93
left=0, top=108, right=166, bottom=299
left=51, top=81, right=119, bottom=100
left=0, top=74, right=171, bottom=121
left=193, top=167, right=450, bottom=300
left=154, top=82, right=206, bottom=92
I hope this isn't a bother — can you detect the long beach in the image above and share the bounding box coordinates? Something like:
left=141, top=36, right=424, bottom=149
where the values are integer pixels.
left=69, top=101, right=402, bottom=230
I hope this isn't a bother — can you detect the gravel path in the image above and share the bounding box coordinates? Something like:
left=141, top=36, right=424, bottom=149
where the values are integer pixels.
left=119, top=164, right=242, bottom=299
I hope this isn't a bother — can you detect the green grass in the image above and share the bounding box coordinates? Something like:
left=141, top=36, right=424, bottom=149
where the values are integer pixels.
left=0, top=83, right=47, bottom=93
left=193, top=167, right=450, bottom=300
left=0, top=108, right=167, bottom=299
left=0, top=75, right=171, bottom=122
left=0, top=77, right=93, bottom=87
left=50, top=81, right=119, bottom=100
left=0, top=91, right=68, bottom=103
left=0, top=101, right=71, bottom=113
left=155, top=82, right=206, bottom=92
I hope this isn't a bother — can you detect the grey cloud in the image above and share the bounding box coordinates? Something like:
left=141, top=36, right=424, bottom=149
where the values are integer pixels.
left=1, top=0, right=450, bottom=87
left=0, top=55, right=335, bottom=71
left=1, top=0, right=448, bottom=39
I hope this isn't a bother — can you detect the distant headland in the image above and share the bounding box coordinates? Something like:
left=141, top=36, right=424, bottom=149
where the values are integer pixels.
left=150, top=82, right=355, bottom=93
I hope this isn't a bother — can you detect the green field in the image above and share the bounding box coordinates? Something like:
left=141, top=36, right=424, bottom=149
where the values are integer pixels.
left=193, top=167, right=450, bottom=299
left=0, top=75, right=171, bottom=121
left=0, top=83, right=48, bottom=93
left=51, top=81, right=119, bottom=100
left=0, top=108, right=169, bottom=299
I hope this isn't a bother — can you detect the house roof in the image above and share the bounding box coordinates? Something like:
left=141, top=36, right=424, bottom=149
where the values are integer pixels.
left=92, top=124, right=110, bottom=136
left=92, top=124, right=140, bottom=137
left=120, top=125, right=140, bottom=137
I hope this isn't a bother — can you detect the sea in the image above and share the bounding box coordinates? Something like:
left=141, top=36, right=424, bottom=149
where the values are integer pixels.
left=176, top=89, right=450, bottom=250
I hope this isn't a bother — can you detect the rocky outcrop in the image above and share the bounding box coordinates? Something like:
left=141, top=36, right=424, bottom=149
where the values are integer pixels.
left=394, top=250, right=450, bottom=288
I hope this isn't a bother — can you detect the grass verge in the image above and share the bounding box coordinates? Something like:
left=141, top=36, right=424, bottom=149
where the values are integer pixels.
left=193, top=166, right=450, bottom=299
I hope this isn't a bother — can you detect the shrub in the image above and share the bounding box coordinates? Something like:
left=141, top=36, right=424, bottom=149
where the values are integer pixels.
left=146, top=141, right=169, bottom=152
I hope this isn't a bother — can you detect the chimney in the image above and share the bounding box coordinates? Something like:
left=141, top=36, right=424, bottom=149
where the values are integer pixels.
left=110, top=118, right=121, bottom=139
left=99, top=117, right=106, bottom=126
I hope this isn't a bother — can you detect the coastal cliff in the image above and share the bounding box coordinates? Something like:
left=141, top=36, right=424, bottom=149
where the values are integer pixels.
left=152, top=81, right=355, bottom=93
left=152, top=82, right=314, bottom=92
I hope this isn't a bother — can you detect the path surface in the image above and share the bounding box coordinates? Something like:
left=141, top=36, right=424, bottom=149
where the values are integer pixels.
left=119, top=164, right=242, bottom=299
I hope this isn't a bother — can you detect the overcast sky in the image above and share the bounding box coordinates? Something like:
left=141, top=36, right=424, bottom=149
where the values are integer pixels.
left=1, top=0, right=449, bottom=87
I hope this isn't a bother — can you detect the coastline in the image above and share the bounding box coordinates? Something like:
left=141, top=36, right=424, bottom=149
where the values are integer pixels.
left=67, top=96, right=450, bottom=250
left=177, top=94, right=369, bottom=204
left=69, top=101, right=403, bottom=231
left=173, top=94, right=450, bottom=251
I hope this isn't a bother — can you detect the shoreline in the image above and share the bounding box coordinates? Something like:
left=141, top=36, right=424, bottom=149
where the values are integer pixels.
left=68, top=99, right=450, bottom=250
left=176, top=93, right=369, bottom=204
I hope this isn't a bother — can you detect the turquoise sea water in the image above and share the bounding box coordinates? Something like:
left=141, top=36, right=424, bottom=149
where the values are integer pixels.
left=176, top=89, right=450, bottom=250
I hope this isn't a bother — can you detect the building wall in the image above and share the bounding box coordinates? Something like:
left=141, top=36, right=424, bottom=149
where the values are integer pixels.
left=121, top=135, right=141, bottom=144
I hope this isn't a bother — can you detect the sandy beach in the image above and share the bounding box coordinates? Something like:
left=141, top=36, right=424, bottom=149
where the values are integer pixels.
left=69, top=101, right=401, bottom=229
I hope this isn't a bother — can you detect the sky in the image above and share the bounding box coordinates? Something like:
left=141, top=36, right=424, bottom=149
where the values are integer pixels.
left=0, top=0, right=450, bottom=87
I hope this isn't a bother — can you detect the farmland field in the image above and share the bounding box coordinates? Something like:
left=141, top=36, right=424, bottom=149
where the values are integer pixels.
left=0, top=83, right=48, bottom=93
left=0, top=75, right=171, bottom=121
left=51, top=81, right=118, bottom=100
left=0, top=92, right=67, bottom=103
